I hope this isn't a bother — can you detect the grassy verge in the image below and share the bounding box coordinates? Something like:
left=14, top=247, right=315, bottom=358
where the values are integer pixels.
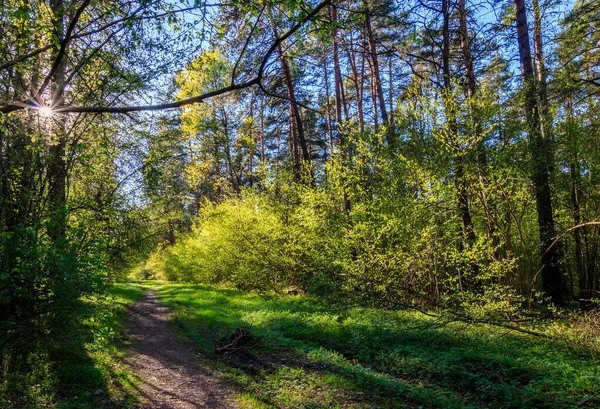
left=1, top=282, right=145, bottom=408
left=150, top=282, right=599, bottom=409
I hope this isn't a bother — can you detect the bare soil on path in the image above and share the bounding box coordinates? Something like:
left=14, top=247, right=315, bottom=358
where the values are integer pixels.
left=125, top=290, right=234, bottom=409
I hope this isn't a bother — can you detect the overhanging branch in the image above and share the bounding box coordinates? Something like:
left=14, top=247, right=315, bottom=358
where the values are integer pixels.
left=0, top=0, right=331, bottom=115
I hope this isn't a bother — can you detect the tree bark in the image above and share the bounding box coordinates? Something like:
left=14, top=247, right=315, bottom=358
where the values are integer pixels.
left=364, top=1, right=388, bottom=128
left=323, top=54, right=334, bottom=159
left=532, top=0, right=551, bottom=143
left=458, top=0, right=499, bottom=254
left=275, top=38, right=311, bottom=181
left=331, top=2, right=350, bottom=214
left=513, top=0, right=562, bottom=306
left=346, top=43, right=365, bottom=133
left=48, top=0, right=67, bottom=241
left=330, top=3, right=348, bottom=135
left=440, top=0, right=478, bottom=289
left=442, top=0, right=475, bottom=242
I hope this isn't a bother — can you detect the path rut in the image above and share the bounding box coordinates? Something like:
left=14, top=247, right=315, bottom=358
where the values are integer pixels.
left=125, top=290, right=234, bottom=409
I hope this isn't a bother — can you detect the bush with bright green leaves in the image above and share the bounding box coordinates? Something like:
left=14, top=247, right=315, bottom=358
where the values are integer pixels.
left=147, top=191, right=338, bottom=292
left=145, top=162, right=523, bottom=318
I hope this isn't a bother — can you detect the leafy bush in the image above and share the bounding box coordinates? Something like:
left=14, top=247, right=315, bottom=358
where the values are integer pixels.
left=0, top=221, right=105, bottom=360
left=146, top=175, right=522, bottom=318
left=148, top=194, right=332, bottom=291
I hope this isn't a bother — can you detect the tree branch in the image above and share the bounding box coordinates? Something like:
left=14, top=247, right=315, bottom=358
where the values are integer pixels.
left=1, top=0, right=331, bottom=115
left=37, top=0, right=93, bottom=98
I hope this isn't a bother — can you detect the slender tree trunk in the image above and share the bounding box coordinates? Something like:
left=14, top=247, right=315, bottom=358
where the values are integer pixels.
left=288, top=103, right=298, bottom=174
left=347, top=45, right=365, bottom=133
left=388, top=56, right=394, bottom=135
left=213, top=132, right=222, bottom=202
left=260, top=95, right=265, bottom=165
left=566, top=99, right=586, bottom=301
left=513, top=0, right=562, bottom=306
left=442, top=0, right=475, bottom=242
left=359, top=34, right=367, bottom=132
left=248, top=104, right=254, bottom=187
left=458, top=0, right=499, bottom=254
left=331, top=4, right=348, bottom=133
left=323, top=54, right=334, bottom=159
left=364, top=1, right=389, bottom=138
left=532, top=0, right=551, bottom=144
left=441, top=0, right=477, bottom=288
left=330, top=2, right=350, bottom=214
left=570, top=161, right=586, bottom=297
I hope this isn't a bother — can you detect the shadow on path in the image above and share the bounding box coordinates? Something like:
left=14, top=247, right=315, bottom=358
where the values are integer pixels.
left=126, top=290, right=234, bottom=409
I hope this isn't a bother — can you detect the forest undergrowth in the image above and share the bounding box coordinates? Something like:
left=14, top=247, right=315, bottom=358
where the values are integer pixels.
left=0, top=284, right=144, bottom=409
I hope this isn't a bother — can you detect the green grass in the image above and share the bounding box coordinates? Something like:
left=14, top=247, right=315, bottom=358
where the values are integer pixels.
left=1, top=282, right=146, bottom=408
left=149, top=282, right=600, bottom=409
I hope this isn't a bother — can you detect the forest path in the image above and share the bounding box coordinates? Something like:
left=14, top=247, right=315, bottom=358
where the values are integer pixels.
left=125, top=289, right=234, bottom=409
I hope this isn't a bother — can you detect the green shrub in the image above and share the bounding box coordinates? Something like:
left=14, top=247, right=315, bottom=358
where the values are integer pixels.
left=145, top=176, right=521, bottom=320
left=147, top=195, right=329, bottom=291
left=0, top=222, right=105, bottom=357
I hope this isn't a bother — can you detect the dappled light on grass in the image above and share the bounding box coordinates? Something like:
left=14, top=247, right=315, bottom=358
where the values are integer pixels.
left=152, top=282, right=600, bottom=409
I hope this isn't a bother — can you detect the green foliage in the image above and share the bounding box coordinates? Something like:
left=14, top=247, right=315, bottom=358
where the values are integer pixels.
left=146, top=125, right=526, bottom=317
left=0, top=220, right=106, bottom=355
left=147, top=193, right=333, bottom=291
left=0, top=283, right=145, bottom=408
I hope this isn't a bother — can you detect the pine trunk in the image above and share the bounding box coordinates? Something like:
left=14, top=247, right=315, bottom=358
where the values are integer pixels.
left=514, top=0, right=562, bottom=306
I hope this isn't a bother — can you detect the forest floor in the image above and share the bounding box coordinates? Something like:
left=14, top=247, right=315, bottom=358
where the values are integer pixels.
left=125, top=289, right=234, bottom=408
left=139, top=281, right=599, bottom=409
left=11, top=282, right=599, bottom=408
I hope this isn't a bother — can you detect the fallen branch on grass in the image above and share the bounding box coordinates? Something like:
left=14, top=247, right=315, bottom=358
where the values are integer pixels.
left=215, top=327, right=262, bottom=354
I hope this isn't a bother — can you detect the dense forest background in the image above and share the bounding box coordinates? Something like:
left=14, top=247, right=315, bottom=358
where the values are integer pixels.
left=1, top=0, right=600, bottom=403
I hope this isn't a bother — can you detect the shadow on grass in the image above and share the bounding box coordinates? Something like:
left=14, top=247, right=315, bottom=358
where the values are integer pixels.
left=50, top=283, right=144, bottom=408
left=154, top=283, right=600, bottom=409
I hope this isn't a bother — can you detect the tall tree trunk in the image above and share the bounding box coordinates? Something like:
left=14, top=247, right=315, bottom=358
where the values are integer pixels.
left=323, top=53, right=334, bottom=159
left=513, top=0, right=562, bottom=306
left=260, top=96, right=265, bottom=165
left=442, top=0, right=475, bottom=242
left=368, top=58, right=379, bottom=130
left=442, top=0, right=477, bottom=288
left=331, top=2, right=350, bottom=214
left=48, top=0, right=67, bottom=241
left=388, top=56, right=394, bottom=135
left=288, top=103, right=299, bottom=174
left=248, top=104, right=254, bottom=187
left=532, top=0, right=551, bottom=144
left=458, top=0, right=499, bottom=254
left=364, top=0, right=390, bottom=144
left=346, top=44, right=365, bottom=133
left=275, top=39, right=311, bottom=181
left=330, top=3, right=348, bottom=135
left=570, top=161, right=586, bottom=297
left=566, top=98, right=587, bottom=302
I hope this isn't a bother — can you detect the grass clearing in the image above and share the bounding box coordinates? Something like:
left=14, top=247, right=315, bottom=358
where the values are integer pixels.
left=151, top=281, right=600, bottom=409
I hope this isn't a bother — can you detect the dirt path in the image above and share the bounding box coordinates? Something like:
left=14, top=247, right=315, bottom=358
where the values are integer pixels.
left=125, top=290, right=234, bottom=409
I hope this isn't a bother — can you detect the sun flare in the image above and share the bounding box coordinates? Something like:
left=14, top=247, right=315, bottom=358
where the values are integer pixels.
left=38, top=106, right=53, bottom=117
